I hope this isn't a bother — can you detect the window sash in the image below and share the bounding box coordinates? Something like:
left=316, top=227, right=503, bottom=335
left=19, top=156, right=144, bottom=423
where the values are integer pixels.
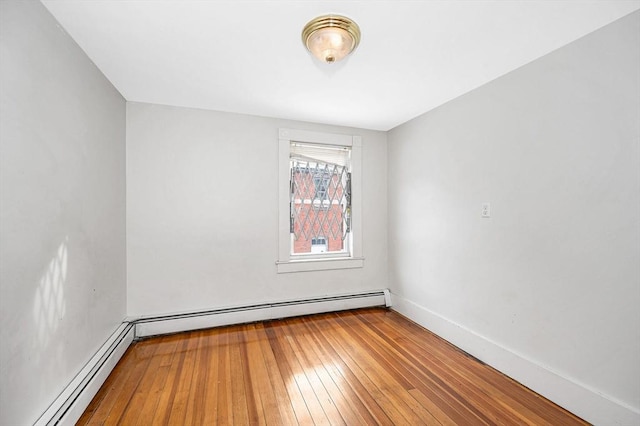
left=277, top=128, right=363, bottom=273
left=289, top=154, right=351, bottom=256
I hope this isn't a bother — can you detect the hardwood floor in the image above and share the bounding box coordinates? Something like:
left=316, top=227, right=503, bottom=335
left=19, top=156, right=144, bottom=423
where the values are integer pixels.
left=78, top=308, right=587, bottom=425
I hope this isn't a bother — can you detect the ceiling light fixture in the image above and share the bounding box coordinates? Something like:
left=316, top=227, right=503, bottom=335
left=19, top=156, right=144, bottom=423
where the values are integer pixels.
left=302, top=14, right=361, bottom=64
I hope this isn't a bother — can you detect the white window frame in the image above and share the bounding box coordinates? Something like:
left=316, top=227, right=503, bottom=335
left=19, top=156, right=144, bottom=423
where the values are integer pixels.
left=277, top=128, right=363, bottom=273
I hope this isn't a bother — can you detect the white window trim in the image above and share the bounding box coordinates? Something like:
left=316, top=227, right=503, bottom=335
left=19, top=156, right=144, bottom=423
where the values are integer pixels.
left=277, top=128, right=363, bottom=273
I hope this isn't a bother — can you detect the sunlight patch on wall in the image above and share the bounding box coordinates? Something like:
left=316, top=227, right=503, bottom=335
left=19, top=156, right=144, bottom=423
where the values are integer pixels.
left=33, top=237, right=68, bottom=348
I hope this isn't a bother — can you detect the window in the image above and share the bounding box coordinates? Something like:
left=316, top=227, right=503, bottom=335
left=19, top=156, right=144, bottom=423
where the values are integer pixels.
left=290, top=143, right=350, bottom=256
left=313, top=175, right=330, bottom=201
left=277, top=128, right=363, bottom=273
left=311, top=236, right=327, bottom=253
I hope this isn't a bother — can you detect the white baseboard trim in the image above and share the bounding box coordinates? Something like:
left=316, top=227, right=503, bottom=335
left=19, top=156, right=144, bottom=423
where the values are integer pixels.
left=390, top=292, right=640, bottom=426
left=134, top=290, right=389, bottom=338
left=34, top=322, right=135, bottom=426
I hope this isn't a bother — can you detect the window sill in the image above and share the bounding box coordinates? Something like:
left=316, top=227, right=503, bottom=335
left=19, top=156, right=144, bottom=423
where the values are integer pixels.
left=276, top=257, right=364, bottom=274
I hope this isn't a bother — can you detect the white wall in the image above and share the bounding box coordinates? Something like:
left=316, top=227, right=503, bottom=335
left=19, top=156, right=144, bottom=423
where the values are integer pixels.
left=0, top=2, right=127, bottom=425
left=388, top=11, right=639, bottom=425
left=126, top=102, right=388, bottom=316
left=4, top=2, right=635, bottom=424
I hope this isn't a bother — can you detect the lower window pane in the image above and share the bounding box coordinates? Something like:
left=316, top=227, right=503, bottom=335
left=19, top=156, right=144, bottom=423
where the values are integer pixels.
left=290, top=155, right=350, bottom=255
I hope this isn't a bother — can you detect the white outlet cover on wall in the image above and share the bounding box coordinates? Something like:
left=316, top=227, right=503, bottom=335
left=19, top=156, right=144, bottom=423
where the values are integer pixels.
left=482, top=202, right=491, bottom=218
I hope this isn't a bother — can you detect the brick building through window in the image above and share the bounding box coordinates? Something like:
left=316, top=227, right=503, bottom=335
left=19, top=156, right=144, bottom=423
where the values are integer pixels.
left=290, top=142, right=351, bottom=255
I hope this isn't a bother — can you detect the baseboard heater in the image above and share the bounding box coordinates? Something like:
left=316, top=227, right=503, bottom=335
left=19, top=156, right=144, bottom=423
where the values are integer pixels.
left=134, top=289, right=391, bottom=338
left=34, top=322, right=135, bottom=426
left=34, top=289, right=390, bottom=425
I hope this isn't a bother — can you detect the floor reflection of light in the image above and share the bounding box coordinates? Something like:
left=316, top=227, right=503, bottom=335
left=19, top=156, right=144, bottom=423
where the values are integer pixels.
left=33, top=237, right=68, bottom=347
left=288, top=361, right=345, bottom=400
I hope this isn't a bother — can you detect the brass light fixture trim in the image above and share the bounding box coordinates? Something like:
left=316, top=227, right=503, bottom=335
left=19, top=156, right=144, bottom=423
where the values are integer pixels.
left=302, top=14, right=361, bottom=63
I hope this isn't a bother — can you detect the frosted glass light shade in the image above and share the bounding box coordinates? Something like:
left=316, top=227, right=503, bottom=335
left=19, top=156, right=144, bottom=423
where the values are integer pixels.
left=302, top=15, right=361, bottom=63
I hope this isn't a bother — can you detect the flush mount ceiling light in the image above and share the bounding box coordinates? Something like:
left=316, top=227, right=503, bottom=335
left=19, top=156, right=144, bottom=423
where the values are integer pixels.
left=302, top=14, right=361, bottom=63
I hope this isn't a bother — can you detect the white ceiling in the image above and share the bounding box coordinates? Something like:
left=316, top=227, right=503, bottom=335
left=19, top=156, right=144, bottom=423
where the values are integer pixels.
left=41, top=1, right=639, bottom=131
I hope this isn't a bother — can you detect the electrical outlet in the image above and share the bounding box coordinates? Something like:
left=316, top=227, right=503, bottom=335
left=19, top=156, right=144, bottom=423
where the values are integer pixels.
left=481, top=202, right=491, bottom=218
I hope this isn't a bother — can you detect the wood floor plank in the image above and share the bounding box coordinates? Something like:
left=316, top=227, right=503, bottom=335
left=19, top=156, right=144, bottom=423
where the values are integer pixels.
left=122, top=337, right=178, bottom=424
left=325, top=313, right=444, bottom=425
left=183, top=331, right=211, bottom=426
left=382, top=311, right=584, bottom=425
left=342, top=311, right=510, bottom=424
left=236, top=325, right=263, bottom=425
left=265, top=318, right=332, bottom=425
left=283, top=318, right=347, bottom=425
left=101, top=339, right=159, bottom=425
left=134, top=335, right=181, bottom=426
left=79, top=308, right=589, bottom=426
left=243, top=323, right=281, bottom=425
left=303, top=314, right=416, bottom=424
left=150, top=337, right=190, bottom=425
left=301, top=316, right=395, bottom=425
left=342, top=317, right=461, bottom=425
left=78, top=342, right=141, bottom=425
left=227, top=326, right=250, bottom=425
left=254, top=323, right=299, bottom=425
left=263, top=322, right=316, bottom=425
left=296, top=316, right=389, bottom=425
left=199, top=329, right=219, bottom=425
left=216, top=329, right=233, bottom=425
left=365, top=313, right=541, bottom=425
left=165, top=332, right=200, bottom=425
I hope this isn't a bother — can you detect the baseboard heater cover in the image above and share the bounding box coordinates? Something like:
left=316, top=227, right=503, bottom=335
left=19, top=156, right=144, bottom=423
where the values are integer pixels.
left=134, top=289, right=390, bottom=338
left=34, top=289, right=389, bottom=425
left=34, top=322, right=135, bottom=426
